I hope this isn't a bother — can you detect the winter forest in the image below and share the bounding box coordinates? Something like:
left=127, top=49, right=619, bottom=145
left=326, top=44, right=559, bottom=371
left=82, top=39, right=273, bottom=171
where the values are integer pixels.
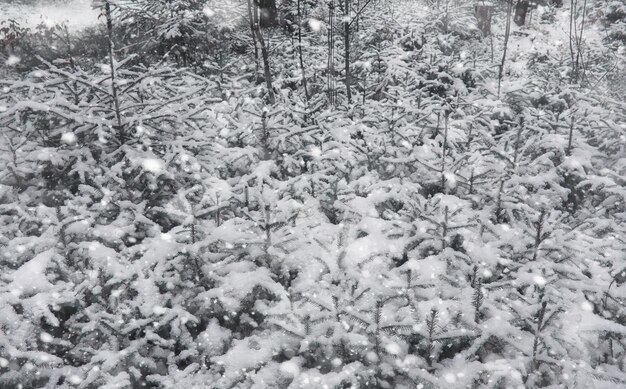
left=0, top=0, right=625, bottom=387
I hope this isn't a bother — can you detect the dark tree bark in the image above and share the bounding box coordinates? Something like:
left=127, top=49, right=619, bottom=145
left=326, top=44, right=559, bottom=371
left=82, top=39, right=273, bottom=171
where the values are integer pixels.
left=498, top=0, right=513, bottom=98
left=475, top=5, right=495, bottom=36
left=246, top=0, right=260, bottom=80
left=514, top=0, right=530, bottom=26
left=258, top=0, right=279, bottom=27
left=327, top=0, right=336, bottom=106
left=344, top=0, right=352, bottom=103
left=297, top=0, right=310, bottom=102
left=249, top=0, right=276, bottom=104
left=103, top=0, right=124, bottom=144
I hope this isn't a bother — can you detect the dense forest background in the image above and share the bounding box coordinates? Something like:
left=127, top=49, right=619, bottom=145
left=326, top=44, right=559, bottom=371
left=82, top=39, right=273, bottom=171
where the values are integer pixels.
left=0, top=0, right=625, bottom=388
left=0, top=0, right=98, bottom=31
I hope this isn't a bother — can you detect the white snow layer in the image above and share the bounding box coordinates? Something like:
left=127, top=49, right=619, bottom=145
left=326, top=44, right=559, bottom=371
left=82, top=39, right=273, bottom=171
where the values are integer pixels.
left=7, top=249, right=55, bottom=296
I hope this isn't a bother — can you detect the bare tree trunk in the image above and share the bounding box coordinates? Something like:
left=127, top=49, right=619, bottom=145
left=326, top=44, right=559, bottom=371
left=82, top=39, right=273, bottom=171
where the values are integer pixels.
left=62, top=25, right=81, bottom=105
left=574, top=0, right=587, bottom=84
left=475, top=4, right=494, bottom=36
left=569, top=0, right=578, bottom=82
left=327, top=0, right=336, bottom=106
left=531, top=210, right=545, bottom=262
left=440, top=112, right=449, bottom=190
left=498, top=0, right=513, bottom=99
left=344, top=0, right=352, bottom=103
left=103, top=0, right=124, bottom=144
left=531, top=301, right=548, bottom=370
left=569, top=0, right=588, bottom=84
left=297, top=0, right=310, bottom=102
left=250, top=0, right=276, bottom=105
left=514, top=0, right=529, bottom=26
left=258, top=0, right=278, bottom=27
left=513, top=117, right=524, bottom=164
left=246, top=0, right=260, bottom=81
left=567, top=115, right=575, bottom=155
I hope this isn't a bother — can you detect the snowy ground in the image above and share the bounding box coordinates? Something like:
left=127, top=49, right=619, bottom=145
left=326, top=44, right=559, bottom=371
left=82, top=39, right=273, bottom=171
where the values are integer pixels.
left=0, top=0, right=98, bottom=30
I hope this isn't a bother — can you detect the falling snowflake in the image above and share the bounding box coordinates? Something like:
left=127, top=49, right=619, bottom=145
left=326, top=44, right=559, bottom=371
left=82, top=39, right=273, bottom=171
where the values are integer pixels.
left=203, top=7, right=215, bottom=17
left=61, top=132, right=77, bottom=145
left=443, top=373, right=456, bottom=383
left=443, top=172, right=457, bottom=190
left=385, top=342, right=401, bottom=355
left=279, top=360, right=300, bottom=377
left=142, top=158, right=164, bottom=173
left=580, top=301, right=594, bottom=312
left=533, top=275, right=547, bottom=286
left=152, top=306, right=167, bottom=315
left=5, top=55, right=20, bottom=66
left=309, top=19, right=323, bottom=32
left=40, top=332, right=53, bottom=343
left=309, top=146, right=322, bottom=158
left=68, top=375, right=82, bottom=384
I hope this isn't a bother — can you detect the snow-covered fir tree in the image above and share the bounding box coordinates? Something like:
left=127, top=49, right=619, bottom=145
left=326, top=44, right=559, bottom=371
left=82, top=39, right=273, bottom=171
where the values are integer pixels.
left=0, top=0, right=624, bottom=388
